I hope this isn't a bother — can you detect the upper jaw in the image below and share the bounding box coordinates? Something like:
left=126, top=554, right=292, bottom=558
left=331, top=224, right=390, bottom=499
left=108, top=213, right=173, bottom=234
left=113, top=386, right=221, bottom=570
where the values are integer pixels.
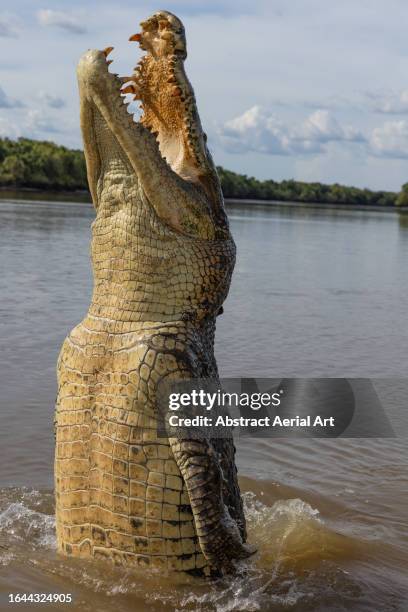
left=129, top=10, right=187, bottom=60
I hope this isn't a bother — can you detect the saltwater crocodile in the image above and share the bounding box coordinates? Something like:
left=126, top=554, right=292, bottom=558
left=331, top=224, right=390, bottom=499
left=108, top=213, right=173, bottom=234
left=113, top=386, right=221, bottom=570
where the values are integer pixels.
left=54, top=10, right=254, bottom=575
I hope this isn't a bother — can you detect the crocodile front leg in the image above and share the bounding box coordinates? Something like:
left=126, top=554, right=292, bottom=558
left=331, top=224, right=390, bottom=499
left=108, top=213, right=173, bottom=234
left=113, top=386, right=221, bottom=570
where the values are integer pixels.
left=169, top=437, right=256, bottom=572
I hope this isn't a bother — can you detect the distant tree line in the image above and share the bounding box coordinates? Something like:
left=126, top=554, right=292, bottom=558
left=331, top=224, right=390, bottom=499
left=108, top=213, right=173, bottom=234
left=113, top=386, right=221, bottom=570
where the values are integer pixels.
left=217, top=167, right=399, bottom=207
left=0, top=137, right=405, bottom=207
left=0, top=137, right=87, bottom=191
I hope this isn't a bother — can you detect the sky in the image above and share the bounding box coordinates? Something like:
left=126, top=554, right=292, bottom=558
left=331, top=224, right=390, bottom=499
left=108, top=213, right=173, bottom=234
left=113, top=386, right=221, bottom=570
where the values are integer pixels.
left=2, top=0, right=408, bottom=190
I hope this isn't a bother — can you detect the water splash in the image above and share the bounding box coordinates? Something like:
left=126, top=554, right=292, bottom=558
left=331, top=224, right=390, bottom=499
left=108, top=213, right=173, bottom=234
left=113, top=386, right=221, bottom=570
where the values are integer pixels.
left=0, top=488, right=56, bottom=558
left=174, top=492, right=361, bottom=611
left=0, top=486, right=364, bottom=611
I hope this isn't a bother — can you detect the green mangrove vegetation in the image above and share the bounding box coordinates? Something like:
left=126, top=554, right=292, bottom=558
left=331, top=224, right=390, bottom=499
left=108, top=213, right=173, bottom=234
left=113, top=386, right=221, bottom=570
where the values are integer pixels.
left=0, top=136, right=405, bottom=207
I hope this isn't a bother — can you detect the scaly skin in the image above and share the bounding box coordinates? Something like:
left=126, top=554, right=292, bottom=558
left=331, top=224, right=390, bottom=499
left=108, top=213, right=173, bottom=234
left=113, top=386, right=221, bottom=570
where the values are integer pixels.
left=54, top=10, right=254, bottom=575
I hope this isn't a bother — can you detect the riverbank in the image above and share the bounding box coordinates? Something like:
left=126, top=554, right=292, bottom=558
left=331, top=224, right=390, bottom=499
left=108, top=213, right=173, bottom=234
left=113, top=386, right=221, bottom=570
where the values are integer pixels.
left=1, top=188, right=408, bottom=213
left=2, top=137, right=404, bottom=208
left=0, top=188, right=91, bottom=204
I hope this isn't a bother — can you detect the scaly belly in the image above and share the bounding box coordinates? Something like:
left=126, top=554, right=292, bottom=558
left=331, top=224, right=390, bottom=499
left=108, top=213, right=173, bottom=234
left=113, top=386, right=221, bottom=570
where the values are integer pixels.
left=54, top=318, right=210, bottom=573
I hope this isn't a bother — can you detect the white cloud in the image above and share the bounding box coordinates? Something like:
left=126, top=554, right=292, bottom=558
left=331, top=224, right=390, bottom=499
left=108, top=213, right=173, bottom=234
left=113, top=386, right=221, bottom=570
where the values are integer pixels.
left=218, top=106, right=365, bottom=157
left=38, top=91, right=65, bottom=109
left=367, top=90, right=408, bottom=114
left=219, top=106, right=288, bottom=155
left=37, top=9, right=87, bottom=35
left=0, top=85, right=23, bottom=108
left=295, top=110, right=364, bottom=143
left=370, top=120, right=408, bottom=159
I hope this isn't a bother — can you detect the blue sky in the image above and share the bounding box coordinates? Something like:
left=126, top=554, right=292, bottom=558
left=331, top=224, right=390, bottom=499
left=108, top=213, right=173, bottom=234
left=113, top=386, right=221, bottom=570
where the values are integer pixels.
left=2, top=1, right=408, bottom=190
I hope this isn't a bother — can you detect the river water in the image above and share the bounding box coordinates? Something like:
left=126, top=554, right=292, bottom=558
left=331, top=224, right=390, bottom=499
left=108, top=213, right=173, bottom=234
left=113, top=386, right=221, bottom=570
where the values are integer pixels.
left=0, top=199, right=407, bottom=611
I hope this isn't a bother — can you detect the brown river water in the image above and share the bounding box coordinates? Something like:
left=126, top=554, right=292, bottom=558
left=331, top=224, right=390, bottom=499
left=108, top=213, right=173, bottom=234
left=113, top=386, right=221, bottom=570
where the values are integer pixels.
left=0, top=199, right=407, bottom=611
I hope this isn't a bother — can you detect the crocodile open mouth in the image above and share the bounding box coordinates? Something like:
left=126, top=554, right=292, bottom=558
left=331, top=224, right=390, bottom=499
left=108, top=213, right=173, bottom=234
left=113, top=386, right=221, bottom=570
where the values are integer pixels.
left=99, top=10, right=209, bottom=185
left=77, top=11, right=229, bottom=235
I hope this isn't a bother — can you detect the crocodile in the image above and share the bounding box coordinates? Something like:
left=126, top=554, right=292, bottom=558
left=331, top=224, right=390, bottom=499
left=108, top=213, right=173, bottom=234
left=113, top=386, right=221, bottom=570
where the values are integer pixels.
left=54, top=10, right=254, bottom=575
